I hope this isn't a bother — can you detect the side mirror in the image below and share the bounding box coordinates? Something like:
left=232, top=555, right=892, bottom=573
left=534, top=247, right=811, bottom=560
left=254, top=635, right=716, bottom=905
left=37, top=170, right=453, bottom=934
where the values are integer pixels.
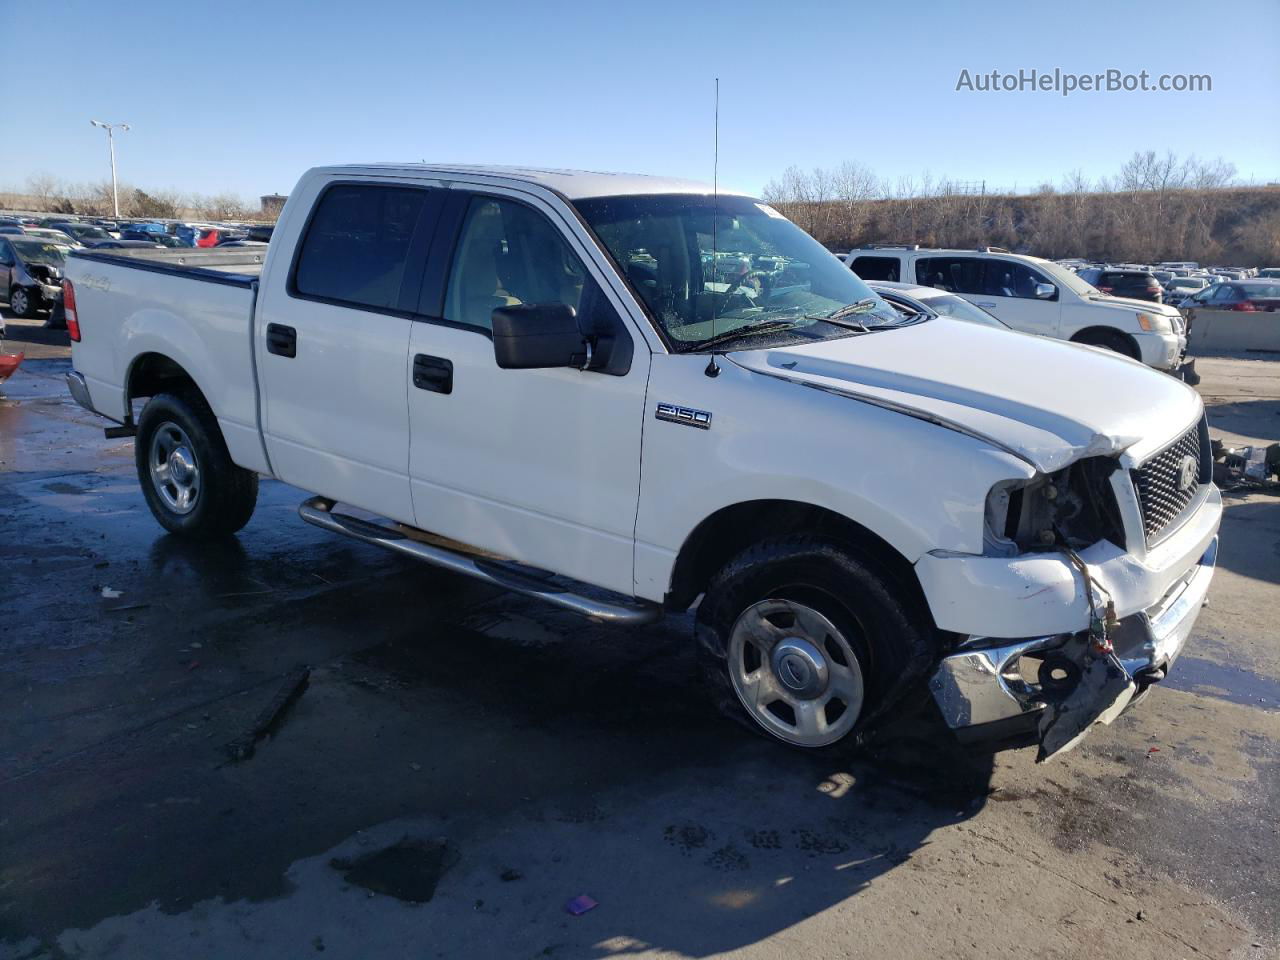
left=1034, top=282, right=1057, bottom=300
left=491, top=303, right=590, bottom=370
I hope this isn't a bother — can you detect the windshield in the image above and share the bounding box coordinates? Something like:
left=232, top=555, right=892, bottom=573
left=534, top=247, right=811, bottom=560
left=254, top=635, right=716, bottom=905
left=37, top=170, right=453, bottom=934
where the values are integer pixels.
left=917, top=291, right=1009, bottom=328
left=65, top=224, right=109, bottom=239
left=11, top=240, right=67, bottom=266
left=573, top=193, right=901, bottom=351
left=1171, top=278, right=1204, bottom=289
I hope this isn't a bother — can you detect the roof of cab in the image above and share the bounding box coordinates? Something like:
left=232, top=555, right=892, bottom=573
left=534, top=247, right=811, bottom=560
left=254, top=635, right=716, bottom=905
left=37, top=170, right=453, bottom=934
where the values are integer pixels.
left=315, top=163, right=746, bottom=201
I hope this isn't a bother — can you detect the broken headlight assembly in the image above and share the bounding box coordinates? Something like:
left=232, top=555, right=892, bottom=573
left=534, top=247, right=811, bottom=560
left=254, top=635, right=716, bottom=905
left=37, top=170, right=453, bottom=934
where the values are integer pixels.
left=984, top=457, right=1127, bottom=556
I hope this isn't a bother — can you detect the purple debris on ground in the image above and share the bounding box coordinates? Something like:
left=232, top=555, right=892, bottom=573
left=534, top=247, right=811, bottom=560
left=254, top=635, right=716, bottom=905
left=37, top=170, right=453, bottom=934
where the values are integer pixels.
left=565, top=894, right=598, bottom=916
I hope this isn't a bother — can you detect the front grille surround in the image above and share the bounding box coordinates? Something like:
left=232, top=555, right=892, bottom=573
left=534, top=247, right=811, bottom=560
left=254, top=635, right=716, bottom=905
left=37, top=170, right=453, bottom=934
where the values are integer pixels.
left=1130, top=415, right=1212, bottom=544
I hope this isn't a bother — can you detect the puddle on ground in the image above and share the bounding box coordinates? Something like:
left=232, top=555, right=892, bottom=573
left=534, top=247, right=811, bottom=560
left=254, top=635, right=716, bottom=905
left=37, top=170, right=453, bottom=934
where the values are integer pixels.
left=1165, top=656, right=1280, bottom=710
left=330, top=837, right=460, bottom=903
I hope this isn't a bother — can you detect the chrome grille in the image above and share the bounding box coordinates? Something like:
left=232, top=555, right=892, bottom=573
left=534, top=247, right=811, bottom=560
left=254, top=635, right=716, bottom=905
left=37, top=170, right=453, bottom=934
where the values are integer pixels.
left=1131, top=418, right=1207, bottom=542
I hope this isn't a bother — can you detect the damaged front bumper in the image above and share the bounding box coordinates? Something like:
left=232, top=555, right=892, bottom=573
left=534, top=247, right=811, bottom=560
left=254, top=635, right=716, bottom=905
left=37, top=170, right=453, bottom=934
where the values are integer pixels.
left=928, top=537, right=1218, bottom=757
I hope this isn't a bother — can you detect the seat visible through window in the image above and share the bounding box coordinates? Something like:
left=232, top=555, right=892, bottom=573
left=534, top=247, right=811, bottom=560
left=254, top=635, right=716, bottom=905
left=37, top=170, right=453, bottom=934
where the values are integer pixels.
left=444, top=198, right=588, bottom=331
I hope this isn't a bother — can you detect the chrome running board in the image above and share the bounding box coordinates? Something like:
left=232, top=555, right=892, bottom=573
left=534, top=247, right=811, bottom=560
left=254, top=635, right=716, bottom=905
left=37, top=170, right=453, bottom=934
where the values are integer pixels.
left=298, top=496, right=663, bottom=626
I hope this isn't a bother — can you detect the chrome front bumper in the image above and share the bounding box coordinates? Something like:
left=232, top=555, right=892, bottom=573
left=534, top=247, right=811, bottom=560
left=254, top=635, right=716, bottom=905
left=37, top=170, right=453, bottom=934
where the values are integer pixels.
left=929, top=537, right=1218, bottom=735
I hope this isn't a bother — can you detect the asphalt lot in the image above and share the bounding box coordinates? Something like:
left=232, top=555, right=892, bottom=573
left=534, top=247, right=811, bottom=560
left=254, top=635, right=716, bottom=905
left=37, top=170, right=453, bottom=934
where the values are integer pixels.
left=1, top=314, right=1278, bottom=960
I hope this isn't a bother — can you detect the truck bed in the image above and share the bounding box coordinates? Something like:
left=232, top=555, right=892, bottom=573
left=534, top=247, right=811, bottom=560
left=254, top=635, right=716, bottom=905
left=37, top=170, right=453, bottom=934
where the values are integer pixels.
left=70, top=246, right=266, bottom=287
left=66, top=245, right=267, bottom=472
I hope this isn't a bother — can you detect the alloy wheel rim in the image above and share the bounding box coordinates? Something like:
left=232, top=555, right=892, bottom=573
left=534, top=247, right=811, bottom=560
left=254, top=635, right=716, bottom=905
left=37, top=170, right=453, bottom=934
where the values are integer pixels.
left=727, top=598, right=865, bottom=747
left=148, top=421, right=200, bottom=514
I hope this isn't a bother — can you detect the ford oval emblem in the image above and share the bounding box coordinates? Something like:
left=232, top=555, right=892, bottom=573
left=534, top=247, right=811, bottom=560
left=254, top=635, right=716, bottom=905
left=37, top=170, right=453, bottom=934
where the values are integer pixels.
left=1178, top=454, right=1198, bottom=492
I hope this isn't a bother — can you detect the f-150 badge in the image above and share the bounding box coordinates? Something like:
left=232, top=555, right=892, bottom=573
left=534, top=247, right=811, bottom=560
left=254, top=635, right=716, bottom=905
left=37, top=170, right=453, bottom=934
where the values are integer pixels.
left=655, top=403, right=712, bottom=430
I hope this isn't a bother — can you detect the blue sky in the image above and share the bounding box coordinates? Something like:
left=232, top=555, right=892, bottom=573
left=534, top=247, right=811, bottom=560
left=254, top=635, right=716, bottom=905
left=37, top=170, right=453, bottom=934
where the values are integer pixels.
left=3, top=0, right=1277, bottom=201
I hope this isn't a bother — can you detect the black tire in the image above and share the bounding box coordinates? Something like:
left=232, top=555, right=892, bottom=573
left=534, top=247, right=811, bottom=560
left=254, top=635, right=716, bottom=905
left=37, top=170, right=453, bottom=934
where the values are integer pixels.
left=1075, top=329, right=1139, bottom=361
left=9, top=286, right=37, bottom=319
left=695, top=536, right=934, bottom=753
left=135, top=390, right=258, bottom=538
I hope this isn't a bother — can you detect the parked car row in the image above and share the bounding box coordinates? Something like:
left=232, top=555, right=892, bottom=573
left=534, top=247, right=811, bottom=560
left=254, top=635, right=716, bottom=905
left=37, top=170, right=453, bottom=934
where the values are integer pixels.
left=0, top=212, right=273, bottom=252
left=1054, top=259, right=1273, bottom=308
left=0, top=211, right=273, bottom=322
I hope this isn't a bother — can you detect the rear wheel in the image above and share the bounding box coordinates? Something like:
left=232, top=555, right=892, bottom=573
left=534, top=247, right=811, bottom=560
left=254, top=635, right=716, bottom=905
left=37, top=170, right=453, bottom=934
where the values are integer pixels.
left=9, top=286, right=36, bottom=318
left=135, top=390, right=258, bottom=538
left=695, top=536, right=932, bottom=752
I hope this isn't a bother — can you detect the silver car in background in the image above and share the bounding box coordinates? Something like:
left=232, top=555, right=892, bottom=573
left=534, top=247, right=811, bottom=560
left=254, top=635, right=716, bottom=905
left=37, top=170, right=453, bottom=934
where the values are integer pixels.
left=867, top=280, right=1012, bottom=329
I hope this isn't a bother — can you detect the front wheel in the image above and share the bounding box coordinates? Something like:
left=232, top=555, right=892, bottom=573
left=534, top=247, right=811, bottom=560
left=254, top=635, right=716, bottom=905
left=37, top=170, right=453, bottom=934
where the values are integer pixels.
left=9, top=286, right=37, bottom=318
left=135, top=390, right=259, bottom=538
left=695, top=536, right=932, bottom=751
left=1075, top=329, right=1140, bottom=361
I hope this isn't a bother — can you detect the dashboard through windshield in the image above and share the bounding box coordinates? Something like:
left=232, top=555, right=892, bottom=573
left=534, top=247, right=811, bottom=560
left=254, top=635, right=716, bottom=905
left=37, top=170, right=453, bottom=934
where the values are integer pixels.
left=573, top=193, right=902, bottom=351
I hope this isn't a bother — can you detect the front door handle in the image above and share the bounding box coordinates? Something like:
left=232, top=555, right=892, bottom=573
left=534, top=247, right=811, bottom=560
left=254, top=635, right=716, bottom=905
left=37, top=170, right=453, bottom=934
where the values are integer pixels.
left=266, top=323, right=296, bottom=358
left=412, top=354, right=453, bottom=394
left=974, top=301, right=996, bottom=308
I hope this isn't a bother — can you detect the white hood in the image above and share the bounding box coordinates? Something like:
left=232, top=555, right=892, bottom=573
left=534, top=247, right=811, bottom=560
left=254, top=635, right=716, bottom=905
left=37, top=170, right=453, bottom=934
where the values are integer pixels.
left=1085, top=293, right=1181, bottom=317
left=730, top=319, right=1202, bottom=473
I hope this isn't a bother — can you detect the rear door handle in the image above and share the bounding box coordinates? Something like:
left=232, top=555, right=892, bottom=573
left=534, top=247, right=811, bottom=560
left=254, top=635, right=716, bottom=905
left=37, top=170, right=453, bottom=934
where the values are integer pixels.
left=974, top=301, right=996, bottom=308
left=412, top=354, right=453, bottom=394
left=266, top=323, right=296, bottom=358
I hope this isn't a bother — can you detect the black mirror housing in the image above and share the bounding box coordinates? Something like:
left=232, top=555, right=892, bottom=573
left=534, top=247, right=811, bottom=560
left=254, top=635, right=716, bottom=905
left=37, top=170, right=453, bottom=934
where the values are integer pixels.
left=491, top=303, right=589, bottom=370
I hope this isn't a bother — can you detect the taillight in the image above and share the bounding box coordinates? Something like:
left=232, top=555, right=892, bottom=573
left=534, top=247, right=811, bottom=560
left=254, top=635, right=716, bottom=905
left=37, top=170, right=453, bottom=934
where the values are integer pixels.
left=1232, top=301, right=1257, bottom=312
left=63, top=279, right=80, bottom=341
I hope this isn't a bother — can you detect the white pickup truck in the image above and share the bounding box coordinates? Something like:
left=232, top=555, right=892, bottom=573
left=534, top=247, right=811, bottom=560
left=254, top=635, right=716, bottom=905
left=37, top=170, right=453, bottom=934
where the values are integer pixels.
left=64, top=164, right=1221, bottom=760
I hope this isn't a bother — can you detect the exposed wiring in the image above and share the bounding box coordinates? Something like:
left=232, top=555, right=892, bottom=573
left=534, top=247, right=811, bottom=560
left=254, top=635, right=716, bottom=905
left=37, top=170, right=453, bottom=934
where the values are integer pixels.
left=1056, top=529, right=1115, bottom=655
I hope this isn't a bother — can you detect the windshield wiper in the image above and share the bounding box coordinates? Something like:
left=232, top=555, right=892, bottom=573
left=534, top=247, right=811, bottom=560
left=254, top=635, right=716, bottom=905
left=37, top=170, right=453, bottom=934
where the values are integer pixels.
left=800, top=298, right=883, bottom=333
left=825, top=297, right=880, bottom=321
left=687, top=320, right=800, bottom=352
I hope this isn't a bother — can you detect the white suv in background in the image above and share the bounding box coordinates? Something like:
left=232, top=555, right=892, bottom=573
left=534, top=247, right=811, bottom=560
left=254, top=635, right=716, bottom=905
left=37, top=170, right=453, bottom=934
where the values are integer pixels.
left=843, top=246, right=1188, bottom=374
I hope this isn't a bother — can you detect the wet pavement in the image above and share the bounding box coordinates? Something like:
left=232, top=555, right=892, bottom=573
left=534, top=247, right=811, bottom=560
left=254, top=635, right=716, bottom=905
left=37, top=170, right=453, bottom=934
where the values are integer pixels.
left=1, top=318, right=1278, bottom=959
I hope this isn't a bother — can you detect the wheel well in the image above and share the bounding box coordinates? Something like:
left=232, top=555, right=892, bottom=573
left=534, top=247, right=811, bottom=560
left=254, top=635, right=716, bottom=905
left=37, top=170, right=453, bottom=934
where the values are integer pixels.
left=665, top=500, right=929, bottom=617
left=1070, top=326, right=1140, bottom=360
left=126, top=353, right=200, bottom=416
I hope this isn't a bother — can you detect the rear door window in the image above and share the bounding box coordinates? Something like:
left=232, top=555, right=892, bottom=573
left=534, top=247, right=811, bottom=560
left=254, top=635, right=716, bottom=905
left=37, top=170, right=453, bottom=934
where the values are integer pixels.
left=292, top=184, right=433, bottom=312
left=914, top=257, right=984, bottom=295
left=849, top=256, right=901, bottom=281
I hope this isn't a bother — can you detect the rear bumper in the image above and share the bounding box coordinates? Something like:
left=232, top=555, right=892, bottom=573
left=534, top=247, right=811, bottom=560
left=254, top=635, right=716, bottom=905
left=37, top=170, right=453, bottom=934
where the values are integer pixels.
left=929, top=536, right=1217, bottom=736
left=66, top=371, right=97, bottom=414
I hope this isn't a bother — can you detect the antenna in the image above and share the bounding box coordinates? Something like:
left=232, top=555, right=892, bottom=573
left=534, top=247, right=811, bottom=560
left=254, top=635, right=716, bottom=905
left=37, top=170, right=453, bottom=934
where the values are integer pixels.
left=705, top=77, right=722, bottom=378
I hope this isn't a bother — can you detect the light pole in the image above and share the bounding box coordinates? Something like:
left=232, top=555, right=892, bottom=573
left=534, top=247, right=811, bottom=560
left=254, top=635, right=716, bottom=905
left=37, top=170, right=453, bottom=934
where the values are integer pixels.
left=89, top=120, right=130, bottom=218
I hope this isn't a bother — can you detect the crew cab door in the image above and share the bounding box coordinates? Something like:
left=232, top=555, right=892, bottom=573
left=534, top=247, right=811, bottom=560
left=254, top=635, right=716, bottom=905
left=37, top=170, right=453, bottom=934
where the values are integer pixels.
left=255, top=181, right=442, bottom=525
left=914, top=256, right=1062, bottom=336
left=405, top=188, right=649, bottom=596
